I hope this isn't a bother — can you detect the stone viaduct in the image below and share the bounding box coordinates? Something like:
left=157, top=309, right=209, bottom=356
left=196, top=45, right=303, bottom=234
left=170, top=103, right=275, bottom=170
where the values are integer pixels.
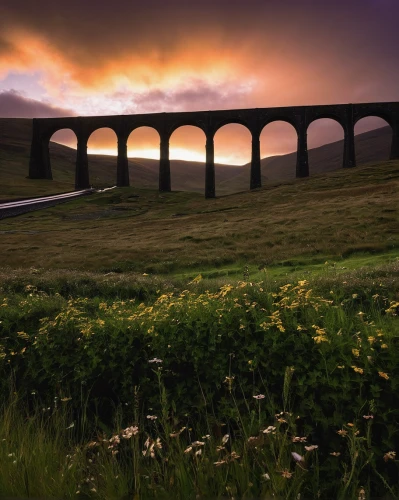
left=29, top=102, right=399, bottom=198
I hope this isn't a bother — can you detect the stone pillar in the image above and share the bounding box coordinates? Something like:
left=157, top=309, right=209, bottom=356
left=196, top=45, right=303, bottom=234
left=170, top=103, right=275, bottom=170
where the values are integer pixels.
left=343, top=106, right=356, bottom=168
left=75, top=136, right=90, bottom=190
left=205, top=135, right=215, bottom=198
left=390, top=119, right=399, bottom=160
left=159, top=135, right=171, bottom=192
left=117, top=135, right=130, bottom=187
left=29, top=121, right=52, bottom=179
left=296, top=127, right=309, bottom=178
left=250, top=132, right=262, bottom=189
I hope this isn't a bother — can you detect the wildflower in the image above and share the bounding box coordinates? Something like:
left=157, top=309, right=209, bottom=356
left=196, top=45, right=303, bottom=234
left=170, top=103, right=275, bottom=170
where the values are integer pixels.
left=202, top=434, right=210, bottom=439
left=155, top=438, right=162, bottom=449
left=291, top=452, right=304, bottom=462
left=351, top=366, right=364, bottom=374
left=337, top=429, right=348, bottom=437
left=305, top=445, right=318, bottom=451
left=253, top=394, right=265, bottom=400
left=184, top=446, right=193, bottom=454
left=358, top=487, right=366, bottom=500
left=352, top=349, right=360, bottom=357
left=313, top=335, right=329, bottom=343
left=230, top=451, right=240, bottom=460
left=330, top=452, right=341, bottom=456
left=122, top=426, right=139, bottom=439
left=262, top=473, right=270, bottom=480
left=347, top=423, right=354, bottom=427
left=378, top=371, right=389, bottom=380
left=148, top=358, right=163, bottom=364
left=191, top=441, right=205, bottom=447
left=363, top=415, right=374, bottom=420
left=280, top=469, right=293, bottom=479
left=222, top=434, right=229, bottom=444
left=216, top=446, right=226, bottom=452
left=263, top=426, right=276, bottom=434
left=337, top=365, right=345, bottom=369
left=195, top=449, right=202, bottom=456
left=147, top=415, right=158, bottom=420
left=292, top=436, right=307, bottom=443
left=368, top=336, right=375, bottom=344
left=381, top=343, right=388, bottom=349
left=108, top=435, right=120, bottom=448
left=383, top=451, right=396, bottom=462
left=277, top=418, right=287, bottom=423
left=214, top=460, right=227, bottom=466
left=66, top=422, right=75, bottom=430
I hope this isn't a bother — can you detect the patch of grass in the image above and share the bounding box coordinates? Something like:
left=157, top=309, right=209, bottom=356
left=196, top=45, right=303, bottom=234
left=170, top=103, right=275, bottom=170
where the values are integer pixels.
left=0, top=161, right=398, bottom=274
left=0, top=275, right=399, bottom=498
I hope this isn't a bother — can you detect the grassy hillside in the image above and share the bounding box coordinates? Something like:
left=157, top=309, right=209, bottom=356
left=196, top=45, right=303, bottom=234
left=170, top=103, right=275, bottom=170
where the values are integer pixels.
left=0, top=118, right=393, bottom=200
left=0, top=159, right=397, bottom=274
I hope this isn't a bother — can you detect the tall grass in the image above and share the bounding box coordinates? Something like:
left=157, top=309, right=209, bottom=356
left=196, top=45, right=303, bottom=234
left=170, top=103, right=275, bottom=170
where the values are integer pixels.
left=0, top=270, right=398, bottom=498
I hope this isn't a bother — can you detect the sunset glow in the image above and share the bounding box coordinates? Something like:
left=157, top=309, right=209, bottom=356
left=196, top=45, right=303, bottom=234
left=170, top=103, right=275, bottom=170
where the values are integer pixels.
left=1, top=0, right=398, bottom=162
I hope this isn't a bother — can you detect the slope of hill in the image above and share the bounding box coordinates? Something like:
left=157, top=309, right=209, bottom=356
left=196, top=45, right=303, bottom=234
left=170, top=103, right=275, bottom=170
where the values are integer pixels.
left=0, top=158, right=397, bottom=273
left=227, top=126, right=392, bottom=190
left=0, top=118, right=393, bottom=199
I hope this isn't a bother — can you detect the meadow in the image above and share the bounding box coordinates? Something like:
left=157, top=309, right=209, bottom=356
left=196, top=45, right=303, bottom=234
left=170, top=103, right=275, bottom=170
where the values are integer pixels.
left=0, top=157, right=398, bottom=498
left=0, top=265, right=399, bottom=499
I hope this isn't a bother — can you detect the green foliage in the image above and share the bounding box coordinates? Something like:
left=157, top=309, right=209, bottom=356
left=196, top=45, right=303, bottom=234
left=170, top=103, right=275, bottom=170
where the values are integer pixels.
left=0, top=278, right=398, bottom=498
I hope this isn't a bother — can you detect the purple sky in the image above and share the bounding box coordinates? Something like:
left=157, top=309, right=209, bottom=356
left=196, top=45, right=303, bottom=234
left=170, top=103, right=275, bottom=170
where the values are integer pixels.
left=0, top=0, right=398, bottom=162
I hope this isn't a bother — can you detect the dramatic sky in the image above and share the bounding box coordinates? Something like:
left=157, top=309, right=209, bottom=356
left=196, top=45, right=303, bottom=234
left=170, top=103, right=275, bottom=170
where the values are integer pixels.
left=0, top=0, right=398, bottom=163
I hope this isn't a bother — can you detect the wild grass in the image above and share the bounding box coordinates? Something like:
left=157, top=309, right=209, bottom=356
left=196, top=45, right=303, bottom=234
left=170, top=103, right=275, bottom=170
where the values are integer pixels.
left=0, top=161, right=398, bottom=274
left=0, top=273, right=398, bottom=498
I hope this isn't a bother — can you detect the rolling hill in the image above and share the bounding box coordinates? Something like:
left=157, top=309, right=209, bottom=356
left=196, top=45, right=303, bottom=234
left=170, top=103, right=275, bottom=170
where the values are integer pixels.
left=0, top=118, right=393, bottom=199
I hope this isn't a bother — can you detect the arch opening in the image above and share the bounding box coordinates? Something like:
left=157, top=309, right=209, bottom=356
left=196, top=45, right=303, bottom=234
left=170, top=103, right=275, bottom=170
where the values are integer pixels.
left=169, top=125, right=206, bottom=192
left=214, top=123, right=251, bottom=194
left=87, top=127, right=118, bottom=188
left=260, top=121, right=298, bottom=183
left=354, top=117, right=392, bottom=166
left=307, top=118, right=344, bottom=175
left=127, top=127, right=160, bottom=190
left=49, top=128, right=77, bottom=187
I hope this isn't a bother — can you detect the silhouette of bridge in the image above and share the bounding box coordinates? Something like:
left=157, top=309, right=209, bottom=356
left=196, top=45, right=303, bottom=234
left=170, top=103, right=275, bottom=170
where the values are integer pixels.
left=29, top=102, right=399, bottom=198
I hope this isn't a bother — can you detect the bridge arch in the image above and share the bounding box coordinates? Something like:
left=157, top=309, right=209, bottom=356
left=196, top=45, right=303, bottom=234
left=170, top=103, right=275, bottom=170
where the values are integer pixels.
left=354, top=116, right=393, bottom=165
left=307, top=118, right=345, bottom=175
left=260, top=121, right=298, bottom=182
left=260, top=116, right=299, bottom=133
left=126, top=126, right=160, bottom=190
left=48, top=128, right=77, bottom=187
left=214, top=123, right=252, bottom=192
left=169, top=125, right=206, bottom=193
left=213, top=118, right=251, bottom=137
left=86, top=127, right=118, bottom=188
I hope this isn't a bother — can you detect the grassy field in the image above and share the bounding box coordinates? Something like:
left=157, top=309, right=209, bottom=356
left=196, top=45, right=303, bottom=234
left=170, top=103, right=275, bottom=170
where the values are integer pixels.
left=0, top=160, right=398, bottom=276
left=1, top=132, right=399, bottom=498
left=1, top=268, right=399, bottom=499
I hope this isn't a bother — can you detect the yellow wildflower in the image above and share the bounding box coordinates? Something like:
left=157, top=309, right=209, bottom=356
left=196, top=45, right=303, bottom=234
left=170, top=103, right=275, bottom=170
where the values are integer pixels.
left=352, top=366, right=364, bottom=374
left=378, top=371, right=389, bottom=380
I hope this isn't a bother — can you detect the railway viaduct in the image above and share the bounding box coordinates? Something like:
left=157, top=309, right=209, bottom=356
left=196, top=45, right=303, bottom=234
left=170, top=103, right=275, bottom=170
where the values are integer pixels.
left=29, top=102, right=399, bottom=198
